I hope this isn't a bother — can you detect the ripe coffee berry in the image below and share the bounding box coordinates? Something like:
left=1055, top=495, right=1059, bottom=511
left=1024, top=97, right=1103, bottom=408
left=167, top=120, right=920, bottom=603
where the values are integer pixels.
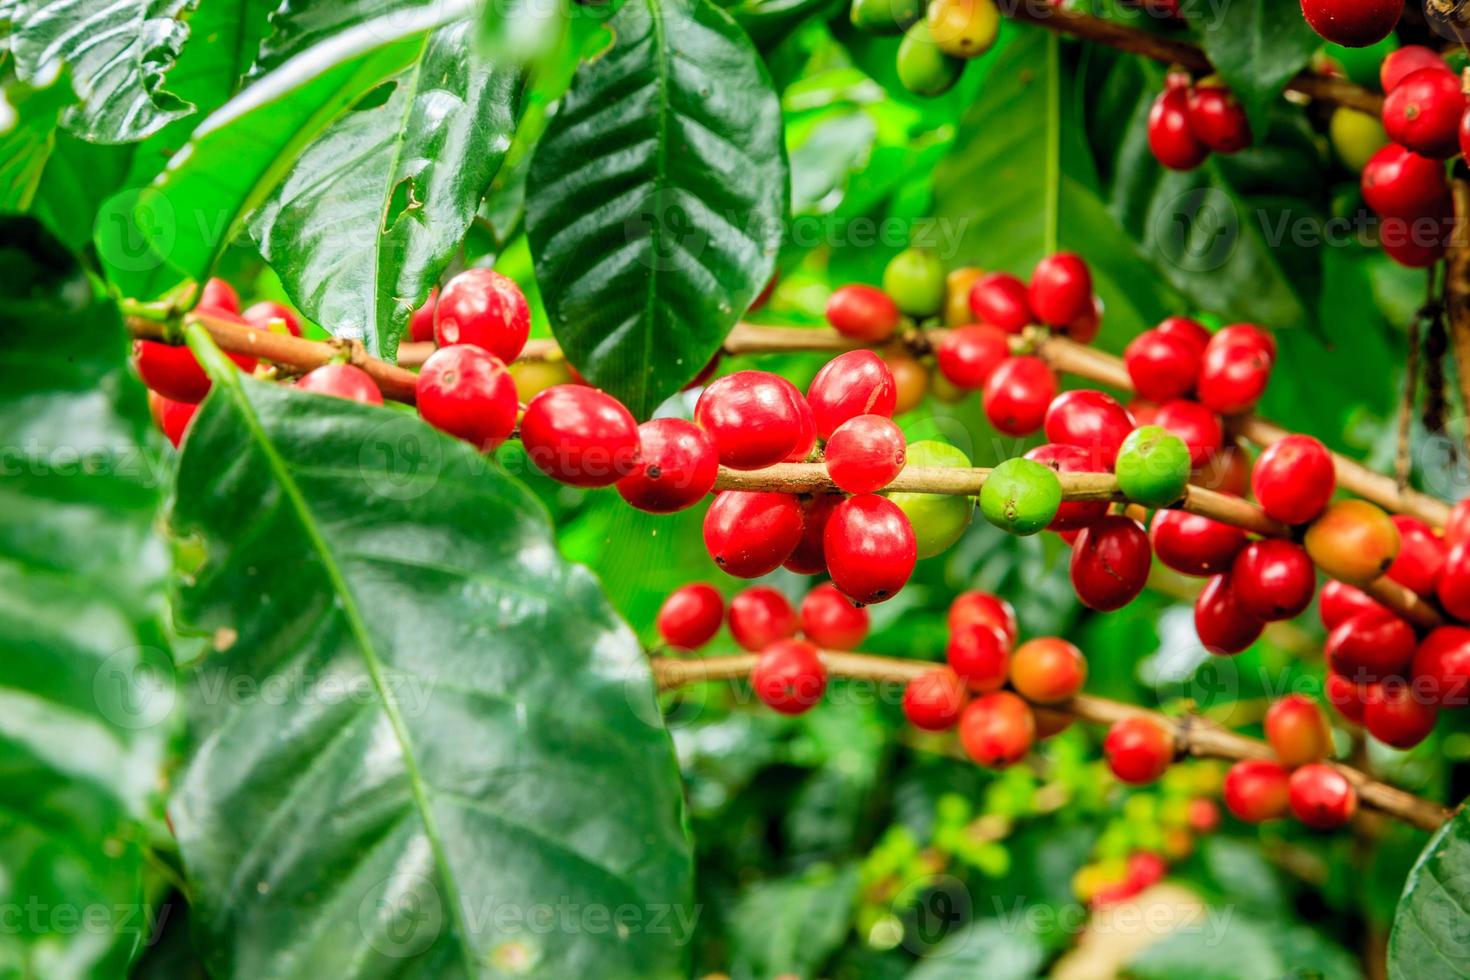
left=1028, top=252, right=1093, bottom=327
left=198, top=277, right=239, bottom=313
left=784, top=493, right=839, bottom=575
left=1382, top=46, right=1448, bottom=92
left=704, top=492, right=804, bottom=578
left=617, top=418, right=719, bottom=513
left=1070, top=516, right=1151, bottom=611
left=1361, top=144, right=1448, bottom=218
left=695, top=371, right=811, bottom=469
left=729, top=585, right=797, bottom=651
left=968, top=272, right=1033, bottom=333
left=800, top=583, right=869, bottom=650
left=1304, top=500, right=1400, bottom=586
left=1383, top=67, right=1465, bottom=159
left=1156, top=314, right=1211, bottom=352
left=903, top=669, right=967, bottom=731
left=958, top=692, right=1035, bottom=769
left=415, top=345, right=518, bottom=452
left=1024, top=443, right=1108, bottom=530
left=947, top=621, right=1011, bottom=691
left=1153, top=399, right=1222, bottom=469
left=1449, top=497, right=1470, bottom=548
left=1325, top=672, right=1368, bottom=724
left=1060, top=296, right=1102, bottom=345
left=1223, top=759, right=1291, bottom=823
left=1410, top=626, right=1470, bottom=707
left=825, top=415, right=906, bottom=493
left=1043, top=389, right=1134, bottom=469
left=1326, top=608, right=1415, bottom=682
left=1197, top=333, right=1272, bottom=416
left=751, top=638, right=827, bottom=715
left=1363, top=681, right=1438, bottom=749
left=1265, top=694, right=1332, bottom=766
left=1319, top=579, right=1384, bottom=629
left=983, top=356, right=1056, bottom=436
left=657, top=583, right=725, bottom=650
left=1009, top=637, right=1086, bottom=703
left=1231, top=540, right=1315, bottom=622
left=1186, top=84, right=1251, bottom=154
left=1252, top=434, right=1335, bottom=525
left=1287, top=763, right=1357, bottom=830
left=936, top=324, right=1010, bottom=389
left=1192, top=441, right=1252, bottom=497
left=1103, top=716, right=1174, bottom=785
left=521, top=385, right=639, bottom=487
left=807, top=350, right=897, bottom=440
left=824, top=494, right=917, bottom=604
left=826, top=284, right=900, bottom=341
left=1194, top=574, right=1264, bottom=655
left=242, top=300, right=302, bottom=337
left=433, top=268, right=530, bottom=363
left=297, top=364, right=383, bottom=404
left=1148, top=86, right=1208, bottom=171
left=408, top=287, right=439, bottom=342
left=149, top=392, right=198, bottom=448
left=949, top=591, right=1019, bottom=645
left=1379, top=206, right=1454, bottom=268
left=1387, top=515, right=1447, bottom=598
left=1149, top=510, right=1245, bottom=577
left=1124, top=328, right=1200, bottom=402
left=1439, top=541, right=1470, bottom=620
left=1299, top=0, right=1399, bottom=47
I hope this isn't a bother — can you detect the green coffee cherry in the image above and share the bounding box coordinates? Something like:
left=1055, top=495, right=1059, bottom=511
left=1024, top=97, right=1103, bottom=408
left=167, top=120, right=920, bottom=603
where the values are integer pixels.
left=850, top=0, right=922, bottom=33
left=1329, top=108, right=1388, bottom=174
left=1115, top=425, right=1191, bottom=507
left=890, top=440, right=975, bottom=558
left=926, top=0, right=1000, bottom=59
left=896, top=22, right=964, bottom=99
left=882, top=247, right=947, bottom=318
left=980, top=457, right=1062, bottom=536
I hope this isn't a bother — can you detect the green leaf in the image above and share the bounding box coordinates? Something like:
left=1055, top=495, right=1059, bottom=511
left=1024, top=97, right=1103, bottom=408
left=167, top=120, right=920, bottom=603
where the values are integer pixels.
left=526, top=0, right=788, bottom=418
left=905, top=919, right=1046, bottom=980
left=1130, top=914, right=1359, bottom=980
left=249, top=22, right=524, bottom=363
left=1193, top=0, right=1320, bottom=139
left=727, top=864, right=859, bottom=977
left=0, top=217, right=173, bottom=977
left=166, top=0, right=278, bottom=111
left=168, top=368, right=693, bottom=978
left=0, top=72, right=74, bottom=212
left=1389, top=804, right=1470, bottom=978
left=8, top=0, right=193, bottom=143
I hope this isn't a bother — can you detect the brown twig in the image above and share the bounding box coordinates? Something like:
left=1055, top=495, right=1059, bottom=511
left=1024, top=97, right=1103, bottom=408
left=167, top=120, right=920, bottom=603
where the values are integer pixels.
left=650, top=652, right=1453, bottom=831
left=1445, top=178, right=1470, bottom=459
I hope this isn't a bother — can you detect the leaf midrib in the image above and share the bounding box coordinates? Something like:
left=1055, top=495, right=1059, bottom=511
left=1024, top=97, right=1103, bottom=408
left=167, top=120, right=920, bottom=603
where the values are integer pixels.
left=639, top=0, right=672, bottom=416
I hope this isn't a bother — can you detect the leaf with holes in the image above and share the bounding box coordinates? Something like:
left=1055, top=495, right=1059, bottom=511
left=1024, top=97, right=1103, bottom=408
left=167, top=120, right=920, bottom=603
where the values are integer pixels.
left=167, top=341, right=693, bottom=978
left=526, top=0, right=787, bottom=418
left=1388, top=804, right=1470, bottom=979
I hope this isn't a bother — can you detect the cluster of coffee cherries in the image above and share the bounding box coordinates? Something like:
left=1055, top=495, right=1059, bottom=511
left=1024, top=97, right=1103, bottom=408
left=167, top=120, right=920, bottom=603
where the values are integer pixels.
left=657, top=581, right=869, bottom=656
left=1146, top=73, right=1252, bottom=171
left=1223, top=695, right=1362, bottom=830
left=846, top=0, right=1001, bottom=98
left=1359, top=46, right=1466, bottom=268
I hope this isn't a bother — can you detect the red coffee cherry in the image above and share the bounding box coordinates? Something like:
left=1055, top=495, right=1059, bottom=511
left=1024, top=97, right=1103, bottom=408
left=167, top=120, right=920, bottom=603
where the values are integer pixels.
left=1024, top=443, right=1108, bottom=530
left=148, top=392, right=198, bottom=448
left=1028, top=252, right=1093, bottom=327
left=1070, top=515, right=1151, bottom=611
left=1060, top=296, right=1102, bottom=345
left=242, top=300, right=302, bottom=337
left=1231, top=540, right=1315, bottom=622
left=948, top=591, right=1019, bottom=645
left=1265, top=694, right=1332, bottom=766
left=1156, top=314, right=1211, bottom=352
left=1438, top=540, right=1470, bottom=620
left=1379, top=204, right=1455, bottom=268
left=1042, top=389, right=1135, bottom=469
left=1223, top=759, right=1291, bottom=822
left=982, top=356, right=1057, bottom=436
left=824, top=415, right=906, bottom=494
left=807, top=350, right=898, bottom=441
left=1009, top=637, right=1086, bottom=703
left=657, top=583, right=725, bottom=650
left=824, top=494, right=917, bottom=604
left=1299, top=0, right=1399, bottom=47
left=1383, top=67, right=1465, bottom=159
left=947, top=621, right=1011, bottom=691
left=703, top=492, right=804, bottom=578
left=1410, top=626, right=1470, bottom=707
left=903, top=668, right=967, bottom=731
left=1148, top=86, right=1208, bottom=171
left=1124, top=327, right=1201, bottom=403
left=826, top=284, right=900, bottom=341
left=1387, top=515, right=1447, bottom=598
left=1363, top=680, right=1438, bottom=749
left=617, top=418, right=719, bottom=513
left=958, top=691, right=1035, bottom=768
left=1325, top=672, right=1368, bottom=724
left=1382, top=45, right=1449, bottom=92
left=1148, top=509, right=1246, bottom=576
left=1153, top=399, right=1223, bottom=469
left=799, top=582, right=869, bottom=650
left=297, top=364, right=383, bottom=404
left=784, top=493, right=840, bottom=575
left=695, top=371, right=810, bottom=469
left=1448, top=497, right=1470, bottom=548
left=729, top=585, right=797, bottom=651
left=1319, top=579, right=1385, bottom=629
left=199, top=277, right=239, bottom=313
left=433, top=268, right=530, bottom=363
left=936, top=324, right=1011, bottom=389
left=1103, top=716, right=1174, bottom=785
left=415, top=345, right=518, bottom=452
left=521, top=384, right=639, bottom=487
left=1251, top=434, right=1335, bottom=525
left=1186, top=84, right=1251, bottom=154
left=133, top=312, right=257, bottom=403
left=1191, top=440, right=1252, bottom=497
left=408, top=287, right=438, bottom=342
left=751, top=638, right=827, bottom=715
left=1326, top=608, right=1415, bottom=682
left=1197, top=333, right=1272, bottom=416
left=1194, top=574, right=1264, bottom=655
left=967, top=272, right=1034, bottom=333
left=1361, top=144, right=1448, bottom=218
left=1287, top=763, right=1357, bottom=830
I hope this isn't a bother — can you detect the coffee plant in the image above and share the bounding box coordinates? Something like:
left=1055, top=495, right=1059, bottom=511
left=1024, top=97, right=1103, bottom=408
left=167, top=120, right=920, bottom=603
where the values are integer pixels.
left=9, top=0, right=1470, bottom=976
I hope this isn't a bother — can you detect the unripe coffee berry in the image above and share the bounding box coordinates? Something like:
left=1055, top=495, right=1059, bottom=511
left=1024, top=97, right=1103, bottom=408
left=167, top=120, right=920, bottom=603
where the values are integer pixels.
left=1103, top=716, right=1174, bottom=785
left=980, top=457, right=1062, bottom=536
left=824, top=494, right=917, bottom=604
left=415, top=345, right=518, bottom=451
left=695, top=371, right=811, bottom=469
left=807, top=350, right=898, bottom=440
left=657, top=583, right=725, bottom=650
left=1114, top=425, right=1191, bottom=507
left=799, top=583, right=869, bottom=650
left=947, top=621, right=1011, bottom=691
left=1287, top=763, right=1357, bottom=830
left=1363, top=680, right=1438, bottom=749
left=825, top=415, right=906, bottom=493
left=433, top=268, right=530, bottom=363
left=890, top=440, right=975, bottom=557
left=617, top=418, right=719, bottom=513
left=886, top=352, right=929, bottom=413
left=703, top=491, right=805, bottom=578
left=1023, top=443, right=1108, bottom=531
left=1044, top=389, right=1135, bottom=469
left=948, top=590, right=1018, bottom=645
left=1222, top=759, right=1291, bottom=823
left=1028, top=252, right=1093, bottom=327
left=903, top=668, right=967, bottom=731
left=751, top=638, right=827, bottom=715
left=729, top=585, right=797, bottom=651
left=1070, top=516, right=1151, bottom=611
left=1194, top=574, right=1264, bottom=655
left=968, top=272, right=1033, bottom=333
left=983, top=356, right=1056, bottom=435
left=1124, top=328, right=1200, bottom=403
left=1149, top=510, right=1246, bottom=577
left=1009, top=637, right=1086, bottom=703
left=1231, top=539, right=1316, bottom=622
left=521, top=384, right=639, bottom=487
left=1265, top=694, right=1332, bottom=766
left=1304, top=500, right=1401, bottom=586
left=959, top=691, right=1035, bottom=768
left=936, top=324, right=1010, bottom=389
left=827, top=284, right=900, bottom=341
left=297, top=364, right=383, bottom=404
left=883, top=247, right=946, bottom=317
left=1251, top=434, right=1334, bottom=525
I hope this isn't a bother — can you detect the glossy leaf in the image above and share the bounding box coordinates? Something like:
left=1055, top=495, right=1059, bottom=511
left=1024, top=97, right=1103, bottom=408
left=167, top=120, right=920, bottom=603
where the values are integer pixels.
left=166, top=0, right=278, bottom=111
left=8, top=0, right=192, bottom=143
left=1193, top=0, right=1320, bottom=138
left=0, top=73, right=73, bottom=211
left=168, top=355, right=693, bottom=978
left=250, top=22, right=524, bottom=363
left=0, top=217, right=172, bottom=977
left=1389, top=805, right=1470, bottom=978
left=526, top=0, right=788, bottom=418
left=727, top=864, right=858, bottom=977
